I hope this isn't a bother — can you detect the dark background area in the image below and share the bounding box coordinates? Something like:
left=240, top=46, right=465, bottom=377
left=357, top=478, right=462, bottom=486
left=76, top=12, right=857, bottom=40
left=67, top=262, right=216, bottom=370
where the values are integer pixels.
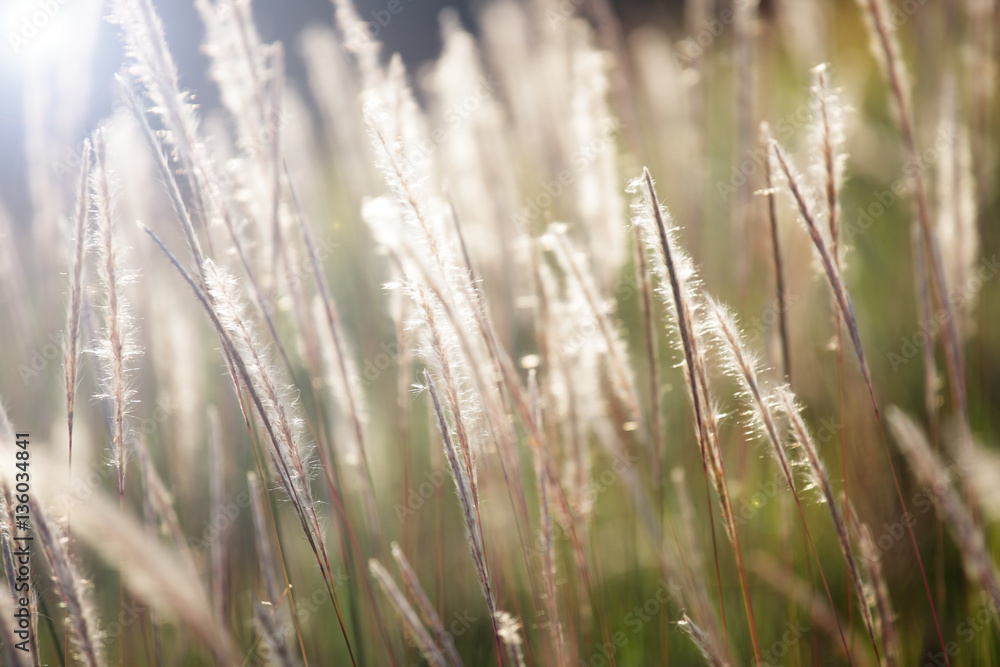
left=0, top=0, right=694, bottom=226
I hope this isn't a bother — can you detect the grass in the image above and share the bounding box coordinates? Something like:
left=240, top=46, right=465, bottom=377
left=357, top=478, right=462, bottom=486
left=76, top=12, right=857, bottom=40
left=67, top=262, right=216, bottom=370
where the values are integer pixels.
left=0, top=0, right=998, bottom=664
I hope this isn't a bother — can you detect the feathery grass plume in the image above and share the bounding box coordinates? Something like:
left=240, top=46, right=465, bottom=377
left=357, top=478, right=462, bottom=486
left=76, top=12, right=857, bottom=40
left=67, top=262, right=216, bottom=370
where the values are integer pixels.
left=533, top=255, right=594, bottom=521
left=299, top=27, right=374, bottom=197
left=432, top=15, right=516, bottom=283
left=775, top=387, right=880, bottom=661
left=955, top=435, right=1000, bottom=522
left=704, top=298, right=792, bottom=485
left=110, top=0, right=216, bottom=241
left=423, top=370, right=506, bottom=663
left=195, top=0, right=284, bottom=275
left=91, top=129, right=138, bottom=501
left=389, top=543, right=464, bottom=667
left=141, top=227, right=358, bottom=665
left=495, top=611, right=527, bottom=667
left=934, top=91, right=978, bottom=340
left=773, top=121, right=949, bottom=661
left=855, top=0, right=968, bottom=449
left=369, top=559, right=447, bottom=667
left=569, top=23, right=626, bottom=290
left=544, top=224, right=643, bottom=438
left=249, top=473, right=300, bottom=667
left=632, top=167, right=759, bottom=663
left=254, top=601, right=300, bottom=667
left=201, top=259, right=320, bottom=561
left=116, top=76, right=209, bottom=284
left=759, top=123, right=792, bottom=383
left=705, top=296, right=854, bottom=659
left=30, top=498, right=105, bottom=667
left=769, top=140, right=872, bottom=394
left=750, top=552, right=876, bottom=667
left=845, top=500, right=899, bottom=667
left=64, top=138, right=93, bottom=471
left=677, top=614, right=728, bottom=667
left=888, top=408, right=1000, bottom=628
left=808, top=64, right=847, bottom=260
left=0, top=586, right=30, bottom=667
left=421, top=368, right=490, bottom=603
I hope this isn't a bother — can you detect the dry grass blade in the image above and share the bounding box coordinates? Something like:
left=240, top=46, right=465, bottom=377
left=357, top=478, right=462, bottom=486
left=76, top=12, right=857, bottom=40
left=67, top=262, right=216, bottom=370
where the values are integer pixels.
left=30, top=498, right=105, bottom=667
left=771, top=118, right=948, bottom=664
left=58, top=492, right=239, bottom=665
left=389, top=543, right=464, bottom=667
left=776, top=388, right=880, bottom=662
left=855, top=0, right=968, bottom=451
left=846, top=500, right=899, bottom=667
left=140, top=225, right=359, bottom=666
left=0, top=587, right=30, bottom=667
left=635, top=166, right=758, bottom=663
left=759, top=124, right=792, bottom=383
left=769, top=140, right=870, bottom=396
left=677, top=614, right=728, bottom=667
left=369, top=559, right=447, bottom=667
left=249, top=473, right=283, bottom=613
left=705, top=297, right=854, bottom=661
left=64, top=138, right=93, bottom=471
left=422, top=370, right=493, bottom=609
left=209, top=406, right=226, bottom=625
left=888, top=408, right=1000, bottom=629
left=423, top=370, right=506, bottom=663
left=751, top=552, right=875, bottom=667
left=91, top=129, right=137, bottom=500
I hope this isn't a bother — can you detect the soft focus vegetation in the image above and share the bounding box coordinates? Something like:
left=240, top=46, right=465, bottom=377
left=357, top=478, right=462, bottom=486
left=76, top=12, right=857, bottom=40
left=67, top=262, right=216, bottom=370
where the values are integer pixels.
left=0, top=0, right=998, bottom=665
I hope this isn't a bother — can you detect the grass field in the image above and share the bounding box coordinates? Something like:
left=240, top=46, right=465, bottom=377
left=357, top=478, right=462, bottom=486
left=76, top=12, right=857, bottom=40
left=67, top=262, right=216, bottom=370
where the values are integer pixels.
left=0, top=0, right=999, bottom=664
